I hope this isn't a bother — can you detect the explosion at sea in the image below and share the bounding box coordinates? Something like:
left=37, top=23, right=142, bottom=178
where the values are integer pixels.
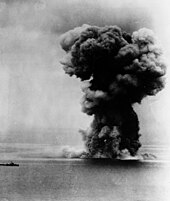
left=60, top=24, right=166, bottom=159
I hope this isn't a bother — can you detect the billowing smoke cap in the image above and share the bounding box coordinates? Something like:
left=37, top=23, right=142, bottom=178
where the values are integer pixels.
left=60, top=25, right=166, bottom=102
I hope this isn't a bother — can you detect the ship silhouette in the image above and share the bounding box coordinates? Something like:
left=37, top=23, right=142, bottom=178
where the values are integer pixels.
left=0, top=161, right=19, bottom=166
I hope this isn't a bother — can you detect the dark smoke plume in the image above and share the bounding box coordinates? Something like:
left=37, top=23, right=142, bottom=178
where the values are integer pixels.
left=60, top=25, right=166, bottom=158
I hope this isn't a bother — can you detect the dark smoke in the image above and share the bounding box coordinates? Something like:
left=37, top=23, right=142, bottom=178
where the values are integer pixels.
left=60, top=25, right=166, bottom=158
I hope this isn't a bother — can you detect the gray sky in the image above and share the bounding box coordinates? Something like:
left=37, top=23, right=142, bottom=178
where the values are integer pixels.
left=0, top=0, right=169, bottom=146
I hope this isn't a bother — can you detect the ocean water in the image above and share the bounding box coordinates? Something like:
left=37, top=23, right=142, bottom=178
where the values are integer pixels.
left=0, top=144, right=170, bottom=201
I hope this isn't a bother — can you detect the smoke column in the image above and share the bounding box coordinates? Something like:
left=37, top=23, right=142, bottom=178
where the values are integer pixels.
left=60, top=24, right=166, bottom=158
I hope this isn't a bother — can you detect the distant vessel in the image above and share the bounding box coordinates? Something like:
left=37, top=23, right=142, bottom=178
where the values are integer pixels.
left=0, top=161, right=19, bottom=166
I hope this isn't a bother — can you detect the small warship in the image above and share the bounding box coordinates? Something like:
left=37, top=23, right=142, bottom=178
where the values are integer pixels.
left=0, top=161, right=19, bottom=166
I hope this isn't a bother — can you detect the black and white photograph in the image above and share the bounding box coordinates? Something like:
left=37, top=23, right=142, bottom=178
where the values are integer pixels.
left=0, top=0, right=170, bottom=200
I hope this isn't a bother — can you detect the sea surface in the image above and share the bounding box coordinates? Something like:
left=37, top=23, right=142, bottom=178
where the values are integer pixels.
left=0, top=143, right=170, bottom=201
